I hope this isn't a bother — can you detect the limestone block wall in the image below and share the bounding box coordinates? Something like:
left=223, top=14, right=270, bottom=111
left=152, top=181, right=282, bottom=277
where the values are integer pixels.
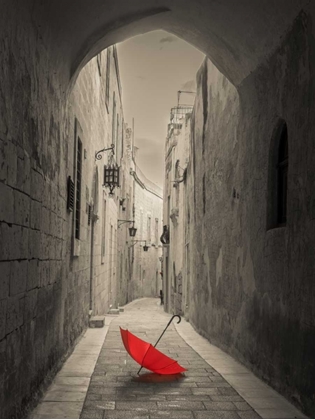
left=187, top=12, right=315, bottom=416
left=68, top=46, right=125, bottom=316
left=0, top=3, right=127, bottom=413
left=0, top=4, right=69, bottom=417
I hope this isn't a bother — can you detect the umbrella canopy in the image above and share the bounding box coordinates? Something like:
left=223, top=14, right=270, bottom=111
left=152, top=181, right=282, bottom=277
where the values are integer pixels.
left=120, top=327, right=186, bottom=375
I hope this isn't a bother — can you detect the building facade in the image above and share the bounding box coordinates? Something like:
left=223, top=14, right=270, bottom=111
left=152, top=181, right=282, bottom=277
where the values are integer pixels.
left=164, top=50, right=315, bottom=415
left=0, top=44, right=135, bottom=417
left=129, top=154, right=163, bottom=301
left=163, top=106, right=193, bottom=316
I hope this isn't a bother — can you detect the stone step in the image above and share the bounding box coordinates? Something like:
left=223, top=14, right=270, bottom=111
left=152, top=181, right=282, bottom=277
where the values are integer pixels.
left=89, top=316, right=105, bottom=328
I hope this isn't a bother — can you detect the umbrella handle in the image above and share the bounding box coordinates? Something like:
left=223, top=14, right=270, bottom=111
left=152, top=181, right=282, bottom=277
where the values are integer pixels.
left=154, top=314, right=181, bottom=348
left=137, top=314, right=182, bottom=375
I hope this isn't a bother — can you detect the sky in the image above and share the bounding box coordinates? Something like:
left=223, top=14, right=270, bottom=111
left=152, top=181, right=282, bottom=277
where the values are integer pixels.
left=117, top=30, right=205, bottom=188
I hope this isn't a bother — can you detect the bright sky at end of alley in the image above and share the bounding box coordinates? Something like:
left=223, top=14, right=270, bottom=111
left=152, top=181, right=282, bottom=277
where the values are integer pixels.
left=117, top=30, right=205, bottom=188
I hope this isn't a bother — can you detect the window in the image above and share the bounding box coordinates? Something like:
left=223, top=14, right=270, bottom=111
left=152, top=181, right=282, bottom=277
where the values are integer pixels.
left=105, top=48, right=110, bottom=109
left=75, top=136, right=82, bottom=239
left=267, top=120, right=289, bottom=229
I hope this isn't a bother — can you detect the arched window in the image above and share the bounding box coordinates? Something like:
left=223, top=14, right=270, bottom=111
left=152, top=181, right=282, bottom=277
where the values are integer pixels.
left=277, top=124, right=288, bottom=225
left=267, top=120, right=289, bottom=229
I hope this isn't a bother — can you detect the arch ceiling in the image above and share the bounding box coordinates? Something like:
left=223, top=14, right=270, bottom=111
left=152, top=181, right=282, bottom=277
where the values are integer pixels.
left=32, top=0, right=308, bottom=86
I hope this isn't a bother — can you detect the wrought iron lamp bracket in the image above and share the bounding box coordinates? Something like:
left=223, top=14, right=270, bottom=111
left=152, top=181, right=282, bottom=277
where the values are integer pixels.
left=118, top=219, right=134, bottom=228
left=95, top=144, right=115, bottom=160
left=129, top=240, right=147, bottom=248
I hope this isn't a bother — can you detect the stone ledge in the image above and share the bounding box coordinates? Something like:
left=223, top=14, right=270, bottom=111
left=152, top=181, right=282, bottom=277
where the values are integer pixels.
left=89, top=316, right=105, bottom=328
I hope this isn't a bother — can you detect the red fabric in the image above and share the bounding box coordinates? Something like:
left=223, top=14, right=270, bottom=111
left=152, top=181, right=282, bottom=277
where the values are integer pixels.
left=120, top=327, right=186, bottom=375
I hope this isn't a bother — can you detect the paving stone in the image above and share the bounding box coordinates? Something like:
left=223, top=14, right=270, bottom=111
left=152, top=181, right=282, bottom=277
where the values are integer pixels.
left=210, top=395, right=244, bottom=402
left=219, top=387, right=240, bottom=396
left=237, top=410, right=261, bottom=418
left=182, top=376, right=212, bottom=382
left=194, top=410, right=240, bottom=418
left=170, top=381, right=197, bottom=387
left=149, top=410, right=193, bottom=418
left=158, top=388, right=194, bottom=395
left=233, top=401, right=253, bottom=410
left=135, top=395, right=167, bottom=402
left=192, top=388, right=222, bottom=396
left=204, top=401, right=237, bottom=410
left=165, top=395, right=211, bottom=402
left=196, top=382, right=231, bottom=388
left=157, top=400, right=205, bottom=410
left=104, top=410, right=149, bottom=419
left=80, top=409, right=104, bottom=419
left=116, top=401, right=158, bottom=410
left=88, top=386, right=117, bottom=395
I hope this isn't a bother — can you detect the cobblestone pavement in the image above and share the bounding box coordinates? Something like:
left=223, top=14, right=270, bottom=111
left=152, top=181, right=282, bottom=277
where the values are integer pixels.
left=80, top=299, right=260, bottom=419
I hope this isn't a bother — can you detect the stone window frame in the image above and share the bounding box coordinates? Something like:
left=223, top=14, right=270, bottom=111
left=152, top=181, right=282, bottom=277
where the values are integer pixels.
left=267, top=119, right=289, bottom=230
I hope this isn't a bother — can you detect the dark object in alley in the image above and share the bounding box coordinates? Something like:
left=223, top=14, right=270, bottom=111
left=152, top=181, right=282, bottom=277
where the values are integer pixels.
left=120, top=314, right=186, bottom=375
left=160, top=225, right=170, bottom=244
left=159, top=289, right=164, bottom=305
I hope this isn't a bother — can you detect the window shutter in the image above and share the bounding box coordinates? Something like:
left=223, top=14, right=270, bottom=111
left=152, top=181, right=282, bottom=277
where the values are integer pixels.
left=67, top=176, right=75, bottom=211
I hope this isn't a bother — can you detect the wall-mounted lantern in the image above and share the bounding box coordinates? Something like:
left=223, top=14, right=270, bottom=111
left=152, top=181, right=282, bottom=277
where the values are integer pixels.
left=118, top=219, right=137, bottom=237
left=129, top=240, right=149, bottom=251
left=95, top=144, right=120, bottom=196
left=129, top=223, right=137, bottom=237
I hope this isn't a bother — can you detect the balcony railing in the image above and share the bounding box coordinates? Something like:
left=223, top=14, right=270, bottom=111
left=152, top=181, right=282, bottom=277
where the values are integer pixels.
left=170, top=106, right=193, bottom=124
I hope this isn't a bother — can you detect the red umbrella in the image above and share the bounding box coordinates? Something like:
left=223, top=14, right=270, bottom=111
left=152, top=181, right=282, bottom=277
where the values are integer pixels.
left=120, top=315, right=187, bottom=375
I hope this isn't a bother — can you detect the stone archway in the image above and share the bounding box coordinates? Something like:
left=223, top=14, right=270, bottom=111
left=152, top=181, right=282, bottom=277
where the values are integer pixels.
left=1, top=1, right=315, bottom=418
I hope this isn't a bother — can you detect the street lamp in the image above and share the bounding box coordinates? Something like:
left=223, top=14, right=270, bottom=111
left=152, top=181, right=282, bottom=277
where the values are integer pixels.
left=95, top=144, right=120, bottom=196
left=129, top=240, right=150, bottom=251
left=118, top=219, right=137, bottom=237
left=129, top=223, right=137, bottom=237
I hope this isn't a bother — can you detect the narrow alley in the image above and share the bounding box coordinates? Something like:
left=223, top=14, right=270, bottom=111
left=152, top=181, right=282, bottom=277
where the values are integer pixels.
left=31, top=299, right=304, bottom=419
left=2, top=1, right=315, bottom=419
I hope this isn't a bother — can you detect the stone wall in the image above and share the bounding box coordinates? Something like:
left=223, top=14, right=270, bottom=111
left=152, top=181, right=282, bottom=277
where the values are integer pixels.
left=0, top=4, right=68, bottom=417
left=0, top=8, right=128, bottom=412
left=68, top=46, right=126, bottom=317
left=186, top=12, right=315, bottom=416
